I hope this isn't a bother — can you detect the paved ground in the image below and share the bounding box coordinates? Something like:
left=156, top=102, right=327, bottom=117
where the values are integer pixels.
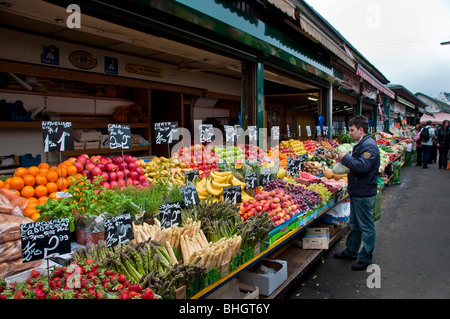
left=285, top=161, right=450, bottom=299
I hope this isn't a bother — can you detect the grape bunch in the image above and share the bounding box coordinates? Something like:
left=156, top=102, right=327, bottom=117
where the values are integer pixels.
left=266, top=179, right=320, bottom=210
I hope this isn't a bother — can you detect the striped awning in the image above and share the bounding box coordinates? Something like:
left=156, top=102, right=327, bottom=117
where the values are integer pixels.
left=420, top=112, right=450, bottom=125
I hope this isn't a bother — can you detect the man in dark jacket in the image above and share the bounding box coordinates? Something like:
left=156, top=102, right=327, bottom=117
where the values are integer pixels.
left=334, top=116, right=380, bottom=270
left=437, top=119, right=450, bottom=169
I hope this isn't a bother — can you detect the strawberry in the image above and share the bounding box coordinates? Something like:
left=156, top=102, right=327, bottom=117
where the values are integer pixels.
left=118, top=274, right=126, bottom=284
left=142, top=288, right=154, bottom=299
left=35, top=288, right=46, bottom=299
left=31, top=269, right=40, bottom=278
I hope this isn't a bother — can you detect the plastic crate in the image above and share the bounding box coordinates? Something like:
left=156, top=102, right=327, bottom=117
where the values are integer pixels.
left=19, top=153, right=41, bottom=167
left=0, top=99, right=32, bottom=121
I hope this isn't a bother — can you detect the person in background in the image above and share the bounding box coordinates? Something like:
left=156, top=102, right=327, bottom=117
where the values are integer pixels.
left=421, top=120, right=435, bottom=169
left=437, top=120, right=450, bottom=169
left=431, top=124, right=439, bottom=164
left=334, top=115, right=380, bottom=271
left=414, top=125, right=423, bottom=166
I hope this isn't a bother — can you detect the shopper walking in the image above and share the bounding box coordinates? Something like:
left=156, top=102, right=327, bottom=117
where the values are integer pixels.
left=431, top=125, right=438, bottom=163
left=421, top=120, right=435, bottom=169
left=414, top=125, right=423, bottom=166
left=335, top=115, right=380, bottom=271
left=437, top=120, right=450, bottom=169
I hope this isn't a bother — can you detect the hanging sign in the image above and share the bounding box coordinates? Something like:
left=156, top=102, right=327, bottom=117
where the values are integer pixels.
left=108, top=124, right=132, bottom=149
left=154, top=122, right=178, bottom=144
left=20, top=218, right=71, bottom=263
left=42, top=121, right=74, bottom=152
left=223, top=186, right=242, bottom=204
left=104, top=213, right=134, bottom=247
left=159, top=202, right=182, bottom=228
left=180, top=185, right=200, bottom=207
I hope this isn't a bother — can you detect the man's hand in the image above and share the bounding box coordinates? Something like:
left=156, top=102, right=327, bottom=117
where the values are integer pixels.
left=337, top=152, right=347, bottom=162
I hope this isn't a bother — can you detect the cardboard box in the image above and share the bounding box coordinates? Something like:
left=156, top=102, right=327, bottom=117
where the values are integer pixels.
left=238, top=259, right=287, bottom=296
left=206, top=278, right=259, bottom=299
left=73, top=129, right=102, bottom=142
left=302, top=227, right=330, bottom=249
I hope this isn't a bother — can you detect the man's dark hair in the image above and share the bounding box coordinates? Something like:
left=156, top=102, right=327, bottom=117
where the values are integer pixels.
left=348, top=115, right=369, bottom=133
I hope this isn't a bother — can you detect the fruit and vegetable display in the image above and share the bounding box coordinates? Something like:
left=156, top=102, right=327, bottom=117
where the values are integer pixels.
left=0, top=132, right=409, bottom=299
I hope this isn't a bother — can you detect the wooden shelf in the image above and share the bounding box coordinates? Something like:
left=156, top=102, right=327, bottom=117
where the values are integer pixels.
left=0, top=88, right=134, bottom=102
left=61, top=145, right=150, bottom=157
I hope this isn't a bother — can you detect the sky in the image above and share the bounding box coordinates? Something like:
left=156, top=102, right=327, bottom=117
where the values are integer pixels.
left=304, top=0, right=450, bottom=98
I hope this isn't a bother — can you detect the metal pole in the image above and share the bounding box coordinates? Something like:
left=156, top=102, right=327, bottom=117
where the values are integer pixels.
left=328, top=81, right=333, bottom=139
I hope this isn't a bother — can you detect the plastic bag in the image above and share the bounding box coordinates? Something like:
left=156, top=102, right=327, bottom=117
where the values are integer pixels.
left=0, top=188, right=30, bottom=217
left=0, top=213, right=33, bottom=244
left=332, top=162, right=350, bottom=175
left=0, top=240, right=21, bottom=264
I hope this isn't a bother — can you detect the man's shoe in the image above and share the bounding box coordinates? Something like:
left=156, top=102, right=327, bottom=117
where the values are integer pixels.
left=333, top=251, right=357, bottom=260
left=351, top=261, right=370, bottom=271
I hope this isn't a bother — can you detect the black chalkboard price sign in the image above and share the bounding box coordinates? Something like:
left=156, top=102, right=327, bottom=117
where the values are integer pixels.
left=286, top=157, right=302, bottom=176
left=42, top=121, right=74, bottom=152
left=108, top=124, right=132, bottom=149
left=180, top=184, right=200, bottom=207
left=245, top=172, right=257, bottom=189
left=104, top=213, right=134, bottom=247
left=260, top=173, right=272, bottom=186
left=154, top=122, right=178, bottom=144
left=185, top=169, right=199, bottom=184
left=223, top=185, right=242, bottom=204
left=159, top=202, right=182, bottom=228
left=20, top=218, right=71, bottom=263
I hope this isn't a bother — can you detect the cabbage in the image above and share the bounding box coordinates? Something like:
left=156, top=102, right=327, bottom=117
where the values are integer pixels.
left=335, top=143, right=353, bottom=154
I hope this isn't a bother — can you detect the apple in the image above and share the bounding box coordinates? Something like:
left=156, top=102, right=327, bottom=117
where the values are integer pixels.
left=90, top=155, right=100, bottom=164
left=126, top=178, right=133, bottom=185
left=76, top=155, right=88, bottom=165
left=140, top=181, right=150, bottom=188
left=136, top=167, right=144, bottom=175
left=128, top=163, right=136, bottom=172
left=118, top=162, right=127, bottom=171
left=134, top=160, right=141, bottom=168
left=109, top=171, right=118, bottom=181
left=110, top=180, right=119, bottom=189
left=101, top=181, right=111, bottom=190
left=85, top=162, right=95, bottom=172
left=100, top=156, right=111, bottom=164
left=105, top=163, right=117, bottom=172
left=81, top=169, right=91, bottom=179
left=91, top=167, right=102, bottom=177
left=73, top=162, right=84, bottom=173
left=138, top=175, right=147, bottom=183
left=100, top=171, right=109, bottom=182
left=112, top=156, right=123, bottom=164
left=130, top=171, right=139, bottom=180
left=117, top=179, right=126, bottom=188
left=117, top=171, right=124, bottom=180
left=96, top=163, right=105, bottom=172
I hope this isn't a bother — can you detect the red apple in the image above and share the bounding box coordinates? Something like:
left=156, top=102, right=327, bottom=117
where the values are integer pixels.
left=128, top=163, right=136, bottom=172
left=100, top=171, right=109, bottom=182
left=96, top=163, right=105, bottom=172
left=81, top=169, right=91, bottom=179
left=100, top=156, right=111, bottom=164
left=101, top=181, right=111, bottom=190
left=130, top=171, right=139, bottom=180
left=117, top=179, right=126, bottom=188
left=91, top=167, right=102, bottom=177
left=105, top=163, right=117, bottom=172
left=73, top=162, right=84, bottom=173
left=138, top=175, right=147, bottom=183
left=90, top=155, right=100, bottom=164
left=136, top=167, right=144, bottom=175
left=85, top=162, right=95, bottom=172
left=109, top=171, right=118, bottom=181
left=112, top=156, right=123, bottom=164
left=110, top=180, right=119, bottom=189
left=117, top=171, right=124, bottom=180
left=76, top=155, right=88, bottom=165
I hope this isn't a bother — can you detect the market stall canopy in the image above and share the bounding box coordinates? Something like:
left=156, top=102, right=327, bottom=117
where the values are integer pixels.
left=420, top=112, right=450, bottom=125
left=357, top=65, right=395, bottom=99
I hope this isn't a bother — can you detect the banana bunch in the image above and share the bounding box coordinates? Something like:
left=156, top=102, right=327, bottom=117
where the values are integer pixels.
left=195, top=170, right=253, bottom=202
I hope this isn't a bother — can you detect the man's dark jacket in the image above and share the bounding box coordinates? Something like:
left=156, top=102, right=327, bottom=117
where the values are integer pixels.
left=341, top=134, right=380, bottom=197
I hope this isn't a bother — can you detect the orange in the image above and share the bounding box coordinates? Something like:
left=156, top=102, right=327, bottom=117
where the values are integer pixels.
left=49, top=192, right=58, bottom=200
left=46, top=182, right=58, bottom=194
left=66, top=165, right=78, bottom=177
left=25, top=199, right=38, bottom=209
left=56, top=166, right=68, bottom=178
left=10, top=177, right=24, bottom=191
left=22, top=174, right=36, bottom=186
left=23, top=206, right=39, bottom=218
left=21, top=185, right=35, bottom=198
left=14, top=167, right=28, bottom=178
left=0, top=180, right=4, bottom=188
left=38, top=162, right=50, bottom=170
left=27, top=166, right=40, bottom=176
left=34, top=185, right=48, bottom=198
left=31, top=212, right=41, bottom=222
left=35, top=174, right=48, bottom=186
left=11, top=189, right=21, bottom=196
left=62, top=160, right=74, bottom=168
left=39, top=168, right=49, bottom=176
left=56, top=177, right=69, bottom=190
left=46, top=170, right=58, bottom=183
left=37, top=196, right=49, bottom=204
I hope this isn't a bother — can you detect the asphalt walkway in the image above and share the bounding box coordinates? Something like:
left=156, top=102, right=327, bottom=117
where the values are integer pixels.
left=285, top=161, right=450, bottom=299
